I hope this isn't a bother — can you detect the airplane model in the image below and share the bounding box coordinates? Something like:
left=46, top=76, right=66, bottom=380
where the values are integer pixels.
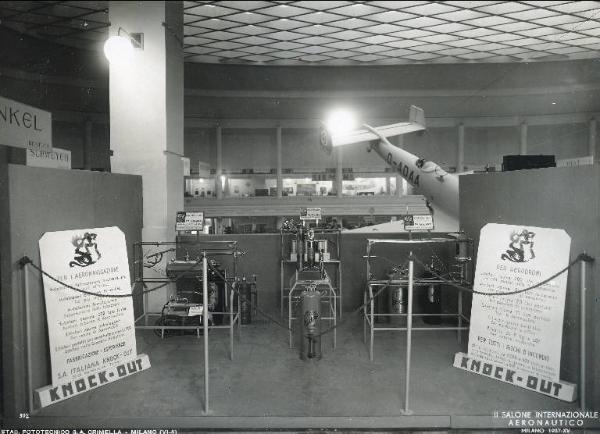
left=320, top=106, right=463, bottom=232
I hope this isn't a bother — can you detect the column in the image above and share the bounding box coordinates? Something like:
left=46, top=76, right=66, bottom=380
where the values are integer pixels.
left=215, top=124, right=223, bottom=199
left=520, top=121, right=528, bottom=155
left=84, top=118, right=93, bottom=170
left=457, top=123, right=464, bottom=173
left=276, top=125, right=282, bottom=198
left=108, top=1, right=184, bottom=243
left=335, top=146, right=343, bottom=198
left=385, top=176, right=391, bottom=195
left=589, top=118, right=597, bottom=161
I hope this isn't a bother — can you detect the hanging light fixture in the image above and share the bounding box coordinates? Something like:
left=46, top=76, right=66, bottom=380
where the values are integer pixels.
left=103, top=27, right=144, bottom=64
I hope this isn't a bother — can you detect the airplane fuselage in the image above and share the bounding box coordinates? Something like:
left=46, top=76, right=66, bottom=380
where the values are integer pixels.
left=369, top=132, right=460, bottom=220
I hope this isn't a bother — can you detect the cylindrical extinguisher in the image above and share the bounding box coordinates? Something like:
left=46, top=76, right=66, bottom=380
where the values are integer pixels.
left=299, top=290, right=322, bottom=360
left=421, top=271, right=442, bottom=325
left=239, top=276, right=252, bottom=325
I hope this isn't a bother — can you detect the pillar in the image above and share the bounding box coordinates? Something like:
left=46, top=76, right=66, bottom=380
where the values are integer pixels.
left=520, top=121, right=528, bottom=155
left=457, top=123, right=464, bottom=173
left=276, top=126, right=282, bottom=198
left=385, top=176, right=391, bottom=195
left=108, top=1, right=184, bottom=243
left=215, top=124, right=223, bottom=199
left=589, top=118, right=597, bottom=161
left=335, top=147, right=343, bottom=198
left=396, top=174, right=403, bottom=197
left=84, top=118, right=93, bottom=170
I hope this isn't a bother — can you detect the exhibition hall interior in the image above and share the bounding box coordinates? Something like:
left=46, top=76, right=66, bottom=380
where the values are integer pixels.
left=1, top=0, right=600, bottom=431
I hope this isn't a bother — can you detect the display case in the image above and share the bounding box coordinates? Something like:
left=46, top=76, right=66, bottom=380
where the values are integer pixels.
left=133, top=240, right=241, bottom=358
left=280, top=227, right=342, bottom=318
left=363, top=235, right=471, bottom=361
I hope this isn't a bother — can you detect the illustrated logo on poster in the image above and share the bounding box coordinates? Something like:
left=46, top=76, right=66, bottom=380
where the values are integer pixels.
left=69, top=232, right=102, bottom=267
left=501, top=229, right=536, bottom=263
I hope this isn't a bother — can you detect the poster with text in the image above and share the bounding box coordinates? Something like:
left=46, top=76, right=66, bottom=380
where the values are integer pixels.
left=467, top=223, right=571, bottom=382
left=39, top=227, right=138, bottom=386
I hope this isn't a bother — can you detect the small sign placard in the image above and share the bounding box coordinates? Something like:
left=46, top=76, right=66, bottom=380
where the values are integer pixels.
left=26, top=144, right=71, bottom=169
left=403, top=214, right=433, bottom=230
left=300, top=207, right=322, bottom=220
left=176, top=211, right=204, bottom=231
left=188, top=305, right=204, bottom=316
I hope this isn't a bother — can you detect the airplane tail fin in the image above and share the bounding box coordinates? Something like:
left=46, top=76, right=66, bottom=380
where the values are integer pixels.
left=409, top=105, right=426, bottom=129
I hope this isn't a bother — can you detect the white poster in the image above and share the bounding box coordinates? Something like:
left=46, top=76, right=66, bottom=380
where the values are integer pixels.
left=37, top=226, right=149, bottom=407
left=0, top=95, right=52, bottom=150
left=455, top=223, right=575, bottom=401
left=26, top=144, right=71, bottom=169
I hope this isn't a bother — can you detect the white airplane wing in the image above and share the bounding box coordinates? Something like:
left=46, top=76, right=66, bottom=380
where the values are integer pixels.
left=330, top=105, right=425, bottom=147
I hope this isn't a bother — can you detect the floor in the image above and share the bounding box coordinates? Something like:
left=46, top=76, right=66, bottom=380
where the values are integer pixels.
left=31, top=313, right=587, bottom=431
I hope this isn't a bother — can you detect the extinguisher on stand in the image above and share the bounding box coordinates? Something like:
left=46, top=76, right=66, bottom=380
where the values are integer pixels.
left=298, top=284, right=322, bottom=361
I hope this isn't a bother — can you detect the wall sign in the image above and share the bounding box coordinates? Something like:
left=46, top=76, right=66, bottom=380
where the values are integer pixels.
left=36, top=226, right=149, bottom=407
left=454, top=223, right=575, bottom=401
left=300, top=207, right=322, bottom=220
left=26, top=144, right=71, bottom=169
left=403, top=214, right=434, bottom=230
left=176, top=211, right=204, bottom=231
left=0, top=95, right=52, bottom=150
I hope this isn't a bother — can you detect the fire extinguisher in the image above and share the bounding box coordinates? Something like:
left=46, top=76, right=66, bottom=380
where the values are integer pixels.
left=421, top=270, right=442, bottom=325
left=299, top=289, right=322, bottom=360
left=239, top=276, right=252, bottom=325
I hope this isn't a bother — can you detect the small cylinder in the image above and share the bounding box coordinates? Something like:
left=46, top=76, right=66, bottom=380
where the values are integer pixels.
left=240, top=280, right=252, bottom=324
left=299, top=290, right=322, bottom=361
left=390, top=286, right=407, bottom=314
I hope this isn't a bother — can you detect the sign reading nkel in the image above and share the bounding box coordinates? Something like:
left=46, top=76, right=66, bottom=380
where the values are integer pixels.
left=0, top=95, right=52, bottom=150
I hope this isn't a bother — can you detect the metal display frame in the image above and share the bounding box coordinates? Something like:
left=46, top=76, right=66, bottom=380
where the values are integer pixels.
left=363, top=236, right=471, bottom=362
left=362, top=236, right=472, bottom=414
left=132, top=240, right=241, bottom=360
left=279, top=228, right=342, bottom=318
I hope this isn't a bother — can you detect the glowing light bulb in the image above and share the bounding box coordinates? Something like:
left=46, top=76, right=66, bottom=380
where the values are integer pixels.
left=326, top=109, right=357, bottom=136
left=103, top=35, right=134, bottom=64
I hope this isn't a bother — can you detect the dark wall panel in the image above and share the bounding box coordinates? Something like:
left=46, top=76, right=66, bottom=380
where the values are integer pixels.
left=0, top=164, right=142, bottom=416
left=460, top=165, right=599, bottom=409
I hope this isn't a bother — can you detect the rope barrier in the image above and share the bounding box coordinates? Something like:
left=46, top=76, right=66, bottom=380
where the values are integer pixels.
left=20, top=255, right=202, bottom=298
left=411, top=253, right=589, bottom=296
left=18, top=251, right=594, bottom=337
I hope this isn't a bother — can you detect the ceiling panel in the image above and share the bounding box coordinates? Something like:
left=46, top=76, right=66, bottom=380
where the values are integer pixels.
left=1, top=1, right=599, bottom=66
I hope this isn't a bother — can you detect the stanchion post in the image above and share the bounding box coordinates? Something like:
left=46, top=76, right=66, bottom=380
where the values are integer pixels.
left=23, top=263, right=34, bottom=414
left=580, top=258, right=587, bottom=410
left=202, top=252, right=210, bottom=413
left=402, top=253, right=414, bottom=415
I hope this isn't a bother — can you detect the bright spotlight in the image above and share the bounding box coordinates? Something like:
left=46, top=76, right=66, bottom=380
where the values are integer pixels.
left=326, top=109, right=356, bottom=136
left=103, top=35, right=134, bottom=64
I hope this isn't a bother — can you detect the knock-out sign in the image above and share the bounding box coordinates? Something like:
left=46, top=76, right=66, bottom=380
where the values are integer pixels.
left=36, top=354, right=150, bottom=407
left=454, top=353, right=576, bottom=401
